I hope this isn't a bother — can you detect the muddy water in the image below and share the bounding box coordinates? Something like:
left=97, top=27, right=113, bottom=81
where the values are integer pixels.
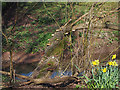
left=2, top=61, right=39, bottom=74
left=2, top=51, right=43, bottom=74
left=3, top=62, right=74, bottom=79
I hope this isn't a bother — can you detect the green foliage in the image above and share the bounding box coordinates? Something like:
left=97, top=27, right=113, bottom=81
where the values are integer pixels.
left=76, top=85, right=80, bottom=88
left=25, top=32, right=52, bottom=53
left=79, top=32, right=82, bottom=37
left=85, top=66, right=118, bottom=88
left=37, top=17, right=54, bottom=25
left=112, top=31, right=119, bottom=36
left=84, top=63, right=119, bottom=88
left=75, top=55, right=119, bottom=88
left=108, top=38, right=113, bottom=44
left=2, top=75, right=10, bottom=83
left=114, top=37, right=119, bottom=41
left=2, top=2, right=88, bottom=53
left=5, top=21, right=53, bottom=53
left=2, top=2, right=119, bottom=56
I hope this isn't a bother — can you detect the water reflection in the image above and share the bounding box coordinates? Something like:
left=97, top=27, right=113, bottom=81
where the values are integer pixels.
left=20, top=72, right=33, bottom=77
left=18, top=70, right=84, bottom=80
left=50, top=71, right=72, bottom=79
left=16, top=72, right=33, bottom=81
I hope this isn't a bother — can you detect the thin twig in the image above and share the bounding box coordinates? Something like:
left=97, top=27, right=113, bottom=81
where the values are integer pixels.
left=43, top=3, right=61, bottom=29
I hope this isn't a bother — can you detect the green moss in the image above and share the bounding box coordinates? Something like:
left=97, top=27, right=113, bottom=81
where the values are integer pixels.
left=46, top=38, right=67, bottom=57
left=37, top=65, right=50, bottom=78
left=47, top=61, right=54, bottom=66
left=37, top=60, right=56, bottom=78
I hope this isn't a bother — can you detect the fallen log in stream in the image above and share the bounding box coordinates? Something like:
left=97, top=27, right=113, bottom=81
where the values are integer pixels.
left=0, top=70, right=77, bottom=86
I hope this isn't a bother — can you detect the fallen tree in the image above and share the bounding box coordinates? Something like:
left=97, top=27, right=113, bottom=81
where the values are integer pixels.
left=0, top=70, right=77, bottom=86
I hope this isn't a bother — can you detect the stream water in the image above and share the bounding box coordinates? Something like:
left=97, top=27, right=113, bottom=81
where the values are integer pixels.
left=17, top=70, right=83, bottom=80
left=17, top=71, right=73, bottom=80
left=3, top=61, right=84, bottom=80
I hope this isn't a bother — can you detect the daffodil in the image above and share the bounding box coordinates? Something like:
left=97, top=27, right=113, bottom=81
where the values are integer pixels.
left=112, top=54, right=116, bottom=60
left=92, top=60, right=99, bottom=65
left=102, top=68, right=107, bottom=73
left=112, top=61, right=118, bottom=66
left=108, top=61, right=113, bottom=65
left=95, top=60, right=99, bottom=65
left=92, top=61, right=97, bottom=65
left=108, top=61, right=118, bottom=66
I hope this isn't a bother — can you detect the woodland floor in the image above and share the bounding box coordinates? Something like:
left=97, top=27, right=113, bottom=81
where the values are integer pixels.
left=2, top=2, right=119, bottom=89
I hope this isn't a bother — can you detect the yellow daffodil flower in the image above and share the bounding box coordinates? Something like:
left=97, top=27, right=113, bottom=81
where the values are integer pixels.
left=102, top=68, right=107, bottom=73
left=108, top=61, right=118, bottom=66
left=92, top=61, right=97, bottom=65
left=108, top=61, right=113, bottom=65
left=95, top=60, right=99, bottom=65
left=92, top=60, right=99, bottom=65
left=112, top=61, right=118, bottom=66
left=112, top=54, right=116, bottom=60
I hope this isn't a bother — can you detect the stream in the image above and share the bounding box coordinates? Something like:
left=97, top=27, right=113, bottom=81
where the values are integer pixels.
left=3, top=61, right=84, bottom=81
left=16, top=70, right=83, bottom=81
